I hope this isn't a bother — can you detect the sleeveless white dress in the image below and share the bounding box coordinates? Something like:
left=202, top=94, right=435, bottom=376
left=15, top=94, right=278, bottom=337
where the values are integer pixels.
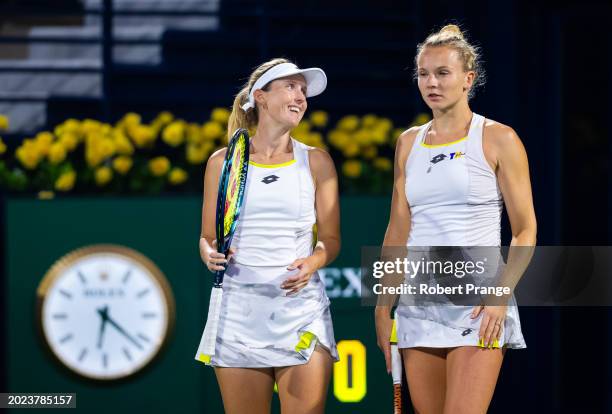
left=194, top=139, right=339, bottom=367
left=396, top=113, right=527, bottom=349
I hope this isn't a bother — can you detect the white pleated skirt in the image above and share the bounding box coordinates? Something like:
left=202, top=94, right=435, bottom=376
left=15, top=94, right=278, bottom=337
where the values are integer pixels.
left=194, top=263, right=339, bottom=368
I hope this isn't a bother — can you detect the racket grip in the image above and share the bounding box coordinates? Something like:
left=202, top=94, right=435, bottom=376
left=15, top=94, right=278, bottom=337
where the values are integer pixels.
left=391, top=344, right=403, bottom=384
left=213, top=269, right=225, bottom=288
left=201, top=287, right=223, bottom=355
left=391, top=344, right=403, bottom=413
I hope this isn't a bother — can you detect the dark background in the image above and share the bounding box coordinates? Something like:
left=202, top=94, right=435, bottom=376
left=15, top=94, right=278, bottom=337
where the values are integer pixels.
left=0, top=0, right=610, bottom=412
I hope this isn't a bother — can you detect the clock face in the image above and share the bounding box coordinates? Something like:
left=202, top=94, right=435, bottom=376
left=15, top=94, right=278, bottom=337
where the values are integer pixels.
left=37, top=245, right=175, bottom=381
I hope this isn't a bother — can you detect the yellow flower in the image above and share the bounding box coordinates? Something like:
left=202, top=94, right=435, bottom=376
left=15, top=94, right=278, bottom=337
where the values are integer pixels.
left=129, top=125, right=155, bottom=147
left=353, top=129, right=372, bottom=146
left=413, top=113, right=431, bottom=126
left=309, top=110, right=328, bottom=128
left=328, top=130, right=350, bottom=149
left=307, top=132, right=325, bottom=148
left=113, top=131, right=134, bottom=155
left=294, top=120, right=311, bottom=134
left=0, top=114, right=9, bottom=130
left=202, top=121, right=223, bottom=141
left=35, top=131, right=54, bottom=156
left=168, top=167, right=188, bottom=185
left=155, top=111, right=174, bottom=125
left=338, top=115, right=359, bottom=131
left=377, top=118, right=393, bottom=132
left=55, top=170, right=76, bottom=191
left=342, top=159, right=362, bottom=178
left=370, top=128, right=387, bottom=144
left=95, top=166, right=113, bottom=186
left=148, top=156, right=170, bottom=176
left=162, top=121, right=185, bottom=147
left=373, top=157, right=392, bottom=171
left=186, top=143, right=208, bottom=165
left=0, top=137, right=6, bottom=154
left=122, top=112, right=141, bottom=126
left=185, top=123, right=203, bottom=145
left=58, top=132, right=78, bottom=152
left=292, top=129, right=308, bottom=143
left=362, top=145, right=378, bottom=159
left=48, top=142, right=67, bottom=164
left=15, top=140, right=42, bottom=170
left=85, top=145, right=104, bottom=168
left=100, top=123, right=112, bottom=135
left=112, top=156, right=133, bottom=175
left=62, top=118, right=81, bottom=135
left=99, top=138, right=116, bottom=158
left=342, top=142, right=360, bottom=158
left=211, top=107, right=230, bottom=124
left=85, top=130, right=102, bottom=145
left=81, top=119, right=102, bottom=135
left=362, top=114, right=378, bottom=128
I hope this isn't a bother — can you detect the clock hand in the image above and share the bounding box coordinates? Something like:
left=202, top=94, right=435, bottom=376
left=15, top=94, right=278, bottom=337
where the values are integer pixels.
left=96, top=305, right=110, bottom=349
left=104, top=311, right=143, bottom=350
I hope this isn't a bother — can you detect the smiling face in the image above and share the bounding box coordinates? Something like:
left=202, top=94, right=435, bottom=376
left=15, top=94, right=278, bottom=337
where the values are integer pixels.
left=254, top=74, right=308, bottom=129
left=416, top=46, right=475, bottom=111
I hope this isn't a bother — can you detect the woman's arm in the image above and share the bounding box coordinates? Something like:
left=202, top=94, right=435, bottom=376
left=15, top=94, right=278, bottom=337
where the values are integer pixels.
left=487, top=123, right=537, bottom=246
left=383, top=128, right=418, bottom=247
left=375, top=127, right=418, bottom=373
left=474, top=122, right=537, bottom=347
left=282, top=148, right=341, bottom=294
left=199, top=148, right=229, bottom=272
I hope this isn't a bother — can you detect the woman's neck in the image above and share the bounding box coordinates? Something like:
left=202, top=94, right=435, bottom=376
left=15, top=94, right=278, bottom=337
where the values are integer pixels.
left=431, top=100, right=473, bottom=137
left=250, top=121, right=292, bottom=158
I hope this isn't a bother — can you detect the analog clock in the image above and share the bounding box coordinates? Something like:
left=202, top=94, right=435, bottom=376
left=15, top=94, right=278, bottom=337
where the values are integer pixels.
left=36, top=245, right=175, bottom=381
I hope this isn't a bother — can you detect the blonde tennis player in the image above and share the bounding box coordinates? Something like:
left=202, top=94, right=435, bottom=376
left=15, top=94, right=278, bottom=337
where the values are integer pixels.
left=195, top=58, right=340, bottom=414
left=376, top=25, right=536, bottom=413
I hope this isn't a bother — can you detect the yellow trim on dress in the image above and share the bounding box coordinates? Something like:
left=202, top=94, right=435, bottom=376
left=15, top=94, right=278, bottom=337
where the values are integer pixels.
left=420, top=136, right=467, bottom=148
left=197, top=353, right=211, bottom=364
left=389, top=319, right=398, bottom=344
left=295, top=331, right=317, bottom=352
left=477, top=338, right=501, bottom=349
left=249, top=159, right=296, bottom=168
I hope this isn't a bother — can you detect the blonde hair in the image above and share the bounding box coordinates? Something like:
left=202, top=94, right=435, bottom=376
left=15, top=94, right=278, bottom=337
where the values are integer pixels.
left=414, top=24, right=485, bottom=99
left=227, top=57, right=291, bottom=140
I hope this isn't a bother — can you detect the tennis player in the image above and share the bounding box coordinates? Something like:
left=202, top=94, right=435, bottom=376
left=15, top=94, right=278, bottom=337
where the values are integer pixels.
left=196, top=58, right=340, bottom=414
left=375, top=25, right=537, bottom=413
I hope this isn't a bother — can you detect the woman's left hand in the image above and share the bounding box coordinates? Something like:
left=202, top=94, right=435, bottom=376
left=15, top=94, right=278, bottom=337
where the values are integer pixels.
left=472, top=305, right=507, bottom=348
left=281, top=257, right=318, bottom=295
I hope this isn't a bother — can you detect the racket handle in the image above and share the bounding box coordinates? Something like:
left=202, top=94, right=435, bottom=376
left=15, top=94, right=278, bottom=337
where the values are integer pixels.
left=391, top=344, right=403, bottom=413
left=213, top=269, right=225, bottom=288
left=391, top=344, right=403, bottom=384
left=200, top=286, right=223, bottom=355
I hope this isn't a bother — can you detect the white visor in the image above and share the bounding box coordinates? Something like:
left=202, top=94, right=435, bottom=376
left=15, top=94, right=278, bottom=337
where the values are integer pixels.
left=241, top=62, right=327, bottom=112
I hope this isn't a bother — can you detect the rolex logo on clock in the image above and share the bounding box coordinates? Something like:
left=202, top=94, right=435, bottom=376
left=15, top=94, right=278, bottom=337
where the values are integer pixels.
left=36, top=245, right=175, bottom=381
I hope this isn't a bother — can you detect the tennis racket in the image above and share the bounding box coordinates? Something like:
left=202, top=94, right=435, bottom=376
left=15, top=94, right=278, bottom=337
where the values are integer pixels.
left=390, top=318, right=403, bottom=414
left=199, top=128, right=250, bottom=358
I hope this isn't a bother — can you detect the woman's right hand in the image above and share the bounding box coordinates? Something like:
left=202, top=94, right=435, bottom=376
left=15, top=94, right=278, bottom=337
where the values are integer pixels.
left=375, top=306, right=394, bottom=374
left=202, top=239, right=235, bottom=273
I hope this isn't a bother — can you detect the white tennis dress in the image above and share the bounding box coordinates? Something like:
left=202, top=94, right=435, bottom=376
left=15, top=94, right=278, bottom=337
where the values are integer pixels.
left=396, top=113, right=527, bottom=349
left=194, top=138, right=339, bottom=367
